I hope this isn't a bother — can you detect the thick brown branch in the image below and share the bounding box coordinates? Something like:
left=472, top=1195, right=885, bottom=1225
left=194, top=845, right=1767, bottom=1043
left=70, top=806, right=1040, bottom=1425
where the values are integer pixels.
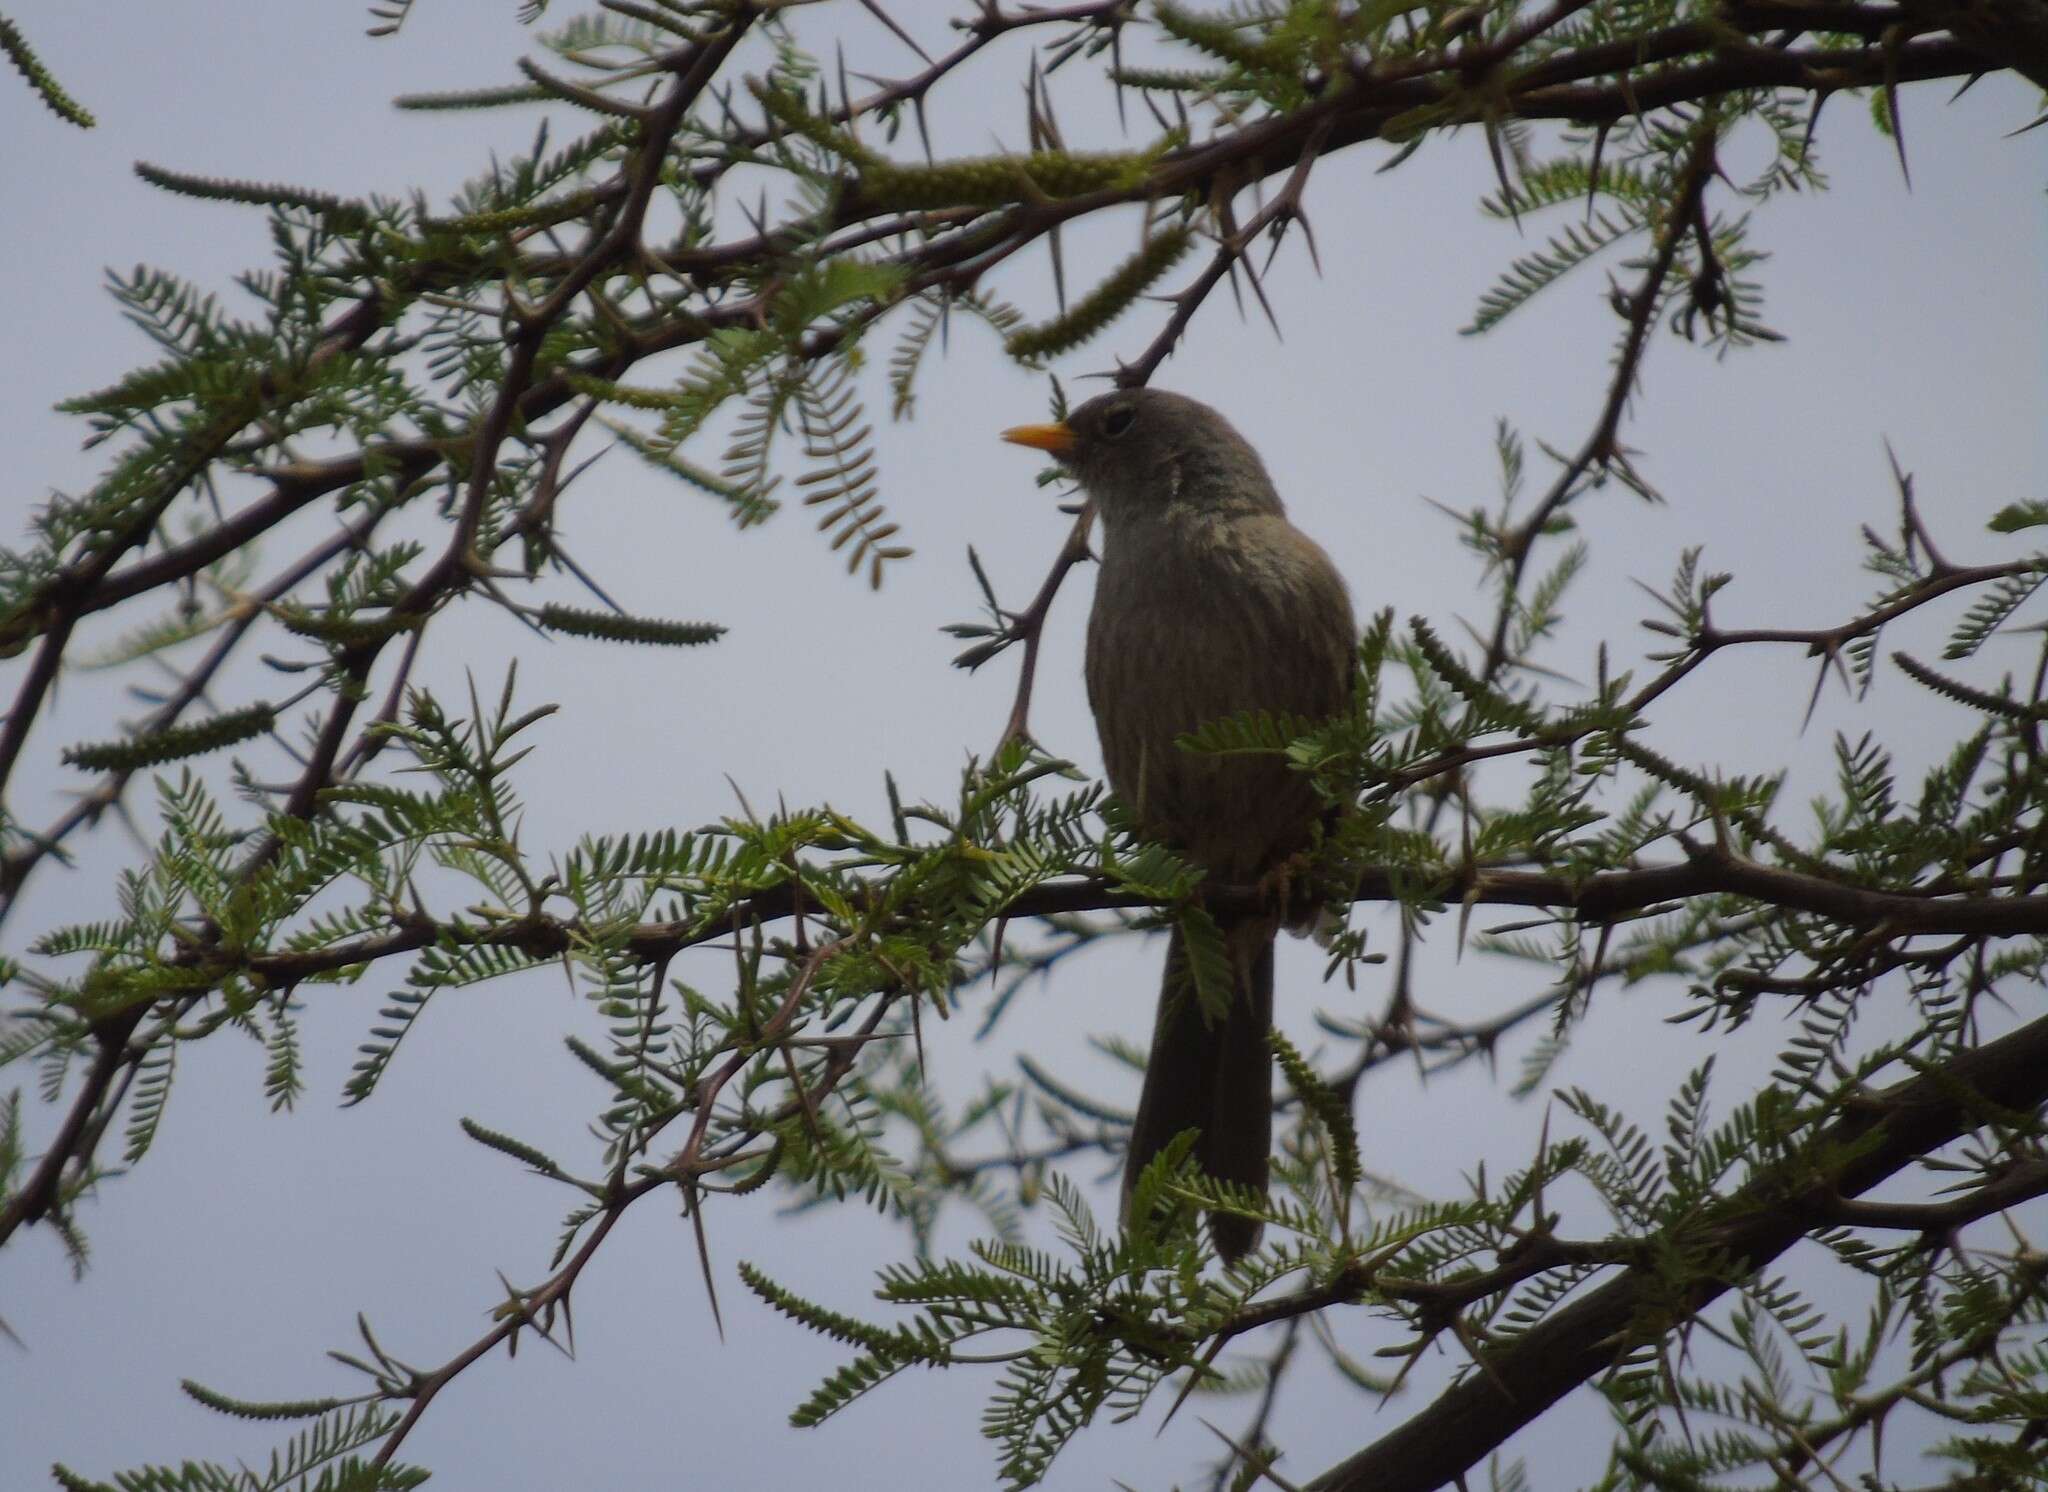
left=1898, top=0, right=2048, bottom=90
left=1819, top=1156, right=2048, bottom=1235
left=1306, top=1007, right=2048, bottom=1492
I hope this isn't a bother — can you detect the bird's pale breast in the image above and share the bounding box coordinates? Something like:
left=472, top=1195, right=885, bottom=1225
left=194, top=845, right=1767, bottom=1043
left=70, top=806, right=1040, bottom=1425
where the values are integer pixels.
left=1085, top=509, right=1354, bottom=880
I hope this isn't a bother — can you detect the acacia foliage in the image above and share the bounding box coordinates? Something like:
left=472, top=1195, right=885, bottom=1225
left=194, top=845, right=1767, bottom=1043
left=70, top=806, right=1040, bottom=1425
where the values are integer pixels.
left=3, top=3, right=2047, bottom=1490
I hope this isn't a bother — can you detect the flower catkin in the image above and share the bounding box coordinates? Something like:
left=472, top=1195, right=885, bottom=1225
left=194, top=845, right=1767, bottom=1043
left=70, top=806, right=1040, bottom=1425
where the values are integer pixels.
left=64, top=704, right=277, bottom=772
left=1005, top=227, right=1194, bottom=362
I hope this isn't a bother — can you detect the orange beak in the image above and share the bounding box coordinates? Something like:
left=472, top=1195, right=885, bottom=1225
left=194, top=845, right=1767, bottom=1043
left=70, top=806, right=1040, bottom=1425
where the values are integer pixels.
left=1000, top=421, right=1078, bottom=457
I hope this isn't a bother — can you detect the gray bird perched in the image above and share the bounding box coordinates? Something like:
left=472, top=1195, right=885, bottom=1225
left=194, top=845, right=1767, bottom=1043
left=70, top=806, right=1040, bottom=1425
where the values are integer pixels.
left=1002, top=388, right=1356, bottom=1261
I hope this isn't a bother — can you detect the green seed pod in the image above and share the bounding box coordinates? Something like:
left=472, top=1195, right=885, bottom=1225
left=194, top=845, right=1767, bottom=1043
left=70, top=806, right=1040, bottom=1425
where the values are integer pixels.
left=64, top=703, right=277, bottom=773
left=279, top=609, right=424, bottom=649
left=1154, top=2, right=1286, bottom=72
left=428, top=186, right=617, bottom=237
left=1005, top=226, right=1194, bottom=362
left=860, top=146, right=1166, bottom=212
left=133, top=162, right=373, bottom=231
left=538, top=604, right=726, bottom=647
left=748, top=78, right=872, bottom=165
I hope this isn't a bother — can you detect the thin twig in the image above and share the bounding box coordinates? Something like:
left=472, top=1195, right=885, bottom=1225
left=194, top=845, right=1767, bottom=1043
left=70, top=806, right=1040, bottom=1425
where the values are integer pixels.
left=997, top=504, right=1096, bottom=751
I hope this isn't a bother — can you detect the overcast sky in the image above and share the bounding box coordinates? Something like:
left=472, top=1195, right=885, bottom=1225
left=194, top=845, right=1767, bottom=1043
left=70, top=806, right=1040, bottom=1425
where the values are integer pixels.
left=4, top=5, right=2045, bottom=1490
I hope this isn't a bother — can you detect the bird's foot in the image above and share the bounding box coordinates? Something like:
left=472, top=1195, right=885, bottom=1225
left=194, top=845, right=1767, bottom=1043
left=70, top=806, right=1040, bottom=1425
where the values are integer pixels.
left=1255, top=850, right=1317, bottom=921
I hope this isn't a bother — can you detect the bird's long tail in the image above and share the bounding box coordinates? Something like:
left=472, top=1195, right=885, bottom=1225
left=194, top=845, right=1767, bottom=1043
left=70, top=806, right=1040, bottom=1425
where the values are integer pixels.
left=1121, top=919, right=1274, bottom=1262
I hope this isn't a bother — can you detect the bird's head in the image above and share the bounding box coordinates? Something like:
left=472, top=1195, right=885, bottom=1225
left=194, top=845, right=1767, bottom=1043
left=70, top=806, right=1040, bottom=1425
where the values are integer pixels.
left=1001, top=388, right=1282, bottom=524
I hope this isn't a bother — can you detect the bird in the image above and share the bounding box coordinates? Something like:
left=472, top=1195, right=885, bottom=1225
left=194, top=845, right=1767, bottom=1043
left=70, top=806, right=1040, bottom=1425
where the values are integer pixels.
left=1002, top=388, right=1356, bottom=1261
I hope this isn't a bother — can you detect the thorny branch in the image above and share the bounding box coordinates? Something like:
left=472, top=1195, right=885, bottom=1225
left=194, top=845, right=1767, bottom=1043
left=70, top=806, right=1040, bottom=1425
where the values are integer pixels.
left=1304, top=1008, right=2048, bottom=1492
left=366, top=965, right=904, bottom=1470
left=0, top=8, right=2011, bottom=731
left=8, top=519, right=2045, bottom=1250
left=994, top=503, right=1096, bottom=752
left=1, top=17, right=753, bottom=1243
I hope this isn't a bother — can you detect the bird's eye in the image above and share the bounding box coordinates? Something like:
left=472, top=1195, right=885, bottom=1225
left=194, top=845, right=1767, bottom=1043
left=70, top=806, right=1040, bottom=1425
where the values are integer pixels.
left=1101, top=404, right=1137, bottom=438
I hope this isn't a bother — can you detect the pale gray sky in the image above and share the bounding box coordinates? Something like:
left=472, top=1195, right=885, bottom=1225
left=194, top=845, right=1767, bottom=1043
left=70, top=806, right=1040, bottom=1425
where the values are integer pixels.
left=3, top=5, right=2045, bottom=1489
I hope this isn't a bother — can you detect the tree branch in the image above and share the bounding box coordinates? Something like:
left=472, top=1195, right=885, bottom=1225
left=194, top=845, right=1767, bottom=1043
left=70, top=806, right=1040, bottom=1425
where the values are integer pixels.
left=1305, top=1007, right=2048, bottom=1492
